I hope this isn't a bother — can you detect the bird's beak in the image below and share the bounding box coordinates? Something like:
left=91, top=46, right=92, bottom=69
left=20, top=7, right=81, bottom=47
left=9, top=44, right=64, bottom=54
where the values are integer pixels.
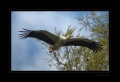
left=70, top=35, right=74, bottom=38
left=70, top=36, right=74, bottom=37
left=68, top=35, right=74, bottom=39
left=67, top=35, right=74, bottom=39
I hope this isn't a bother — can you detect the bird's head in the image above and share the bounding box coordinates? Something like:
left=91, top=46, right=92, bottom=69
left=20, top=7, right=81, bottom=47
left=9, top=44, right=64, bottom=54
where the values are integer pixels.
left=61, top=34, right=74, bottom=40
left=66, top=35, right=74, bottom=39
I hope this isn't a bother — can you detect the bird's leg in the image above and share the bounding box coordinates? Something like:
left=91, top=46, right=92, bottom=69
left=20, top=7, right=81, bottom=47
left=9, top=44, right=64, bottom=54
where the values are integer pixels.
left=49, top=50, right=53, bottom=53
left=49, top=45, right=55, bottom=53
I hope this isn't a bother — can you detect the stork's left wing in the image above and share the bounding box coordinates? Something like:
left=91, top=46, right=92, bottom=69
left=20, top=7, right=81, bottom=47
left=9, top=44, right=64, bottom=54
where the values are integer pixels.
left=63, top=38, right=102, bottom=53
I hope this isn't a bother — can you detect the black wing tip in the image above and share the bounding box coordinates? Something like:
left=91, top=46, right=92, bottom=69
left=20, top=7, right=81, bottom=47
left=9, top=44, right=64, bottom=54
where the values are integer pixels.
left=19, top=28, right=31, bottom=32
left=18, top=34, right=27, bottom=40
left=18, top=28, right=32, bottom=40
left=92, top=42, right=103, bottom=53
left=22, top=28, right=30, bottom=30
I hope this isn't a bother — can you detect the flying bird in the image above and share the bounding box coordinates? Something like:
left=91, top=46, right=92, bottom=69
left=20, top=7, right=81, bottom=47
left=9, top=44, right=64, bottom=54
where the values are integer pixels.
left=19, top=28, right=102, bottom=53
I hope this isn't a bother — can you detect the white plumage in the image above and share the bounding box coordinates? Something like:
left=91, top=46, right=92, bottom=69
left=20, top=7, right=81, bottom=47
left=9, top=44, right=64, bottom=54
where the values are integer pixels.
left=49, top=35, right=72, bottom=52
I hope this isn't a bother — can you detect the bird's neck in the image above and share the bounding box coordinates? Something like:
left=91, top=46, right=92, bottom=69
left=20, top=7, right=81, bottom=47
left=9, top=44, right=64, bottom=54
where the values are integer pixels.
left=61, top=35, right=71, bottom=40
left=66, top=35, right=71, bottom=39
left=66, top=35, right=74, bottom=40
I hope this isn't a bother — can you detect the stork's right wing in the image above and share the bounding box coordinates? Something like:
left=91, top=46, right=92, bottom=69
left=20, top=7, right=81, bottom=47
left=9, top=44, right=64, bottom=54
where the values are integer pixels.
left=19, top=28, right=60, bottom=45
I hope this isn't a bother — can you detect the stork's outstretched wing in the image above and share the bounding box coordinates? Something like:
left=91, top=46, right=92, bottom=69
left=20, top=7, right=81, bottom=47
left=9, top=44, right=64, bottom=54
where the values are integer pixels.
left=19, top=28, right=60, bottom=45
left=63, top=38, right=102, bottom=53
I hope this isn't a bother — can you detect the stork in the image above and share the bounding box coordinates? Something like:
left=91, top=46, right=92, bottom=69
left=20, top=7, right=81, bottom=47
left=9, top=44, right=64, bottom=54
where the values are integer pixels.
left=19, top=28, right=102, bottom=53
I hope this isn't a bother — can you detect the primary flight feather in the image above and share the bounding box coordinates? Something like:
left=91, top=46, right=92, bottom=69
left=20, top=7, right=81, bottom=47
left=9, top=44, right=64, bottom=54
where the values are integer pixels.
left=19, top=28, right=102, bottom=53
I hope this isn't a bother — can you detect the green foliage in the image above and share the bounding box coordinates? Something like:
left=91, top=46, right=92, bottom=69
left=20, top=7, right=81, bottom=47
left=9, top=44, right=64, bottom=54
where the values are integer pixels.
left=43, top=11, right=109, bottom=71
left=76, top=11, right=109, bottom=71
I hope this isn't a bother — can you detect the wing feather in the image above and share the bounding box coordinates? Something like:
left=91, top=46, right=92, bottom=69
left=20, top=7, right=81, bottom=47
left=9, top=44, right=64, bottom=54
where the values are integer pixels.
left=63, top=38, right=102, bottom=53
left=18, top=28, right=60, bottom=45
